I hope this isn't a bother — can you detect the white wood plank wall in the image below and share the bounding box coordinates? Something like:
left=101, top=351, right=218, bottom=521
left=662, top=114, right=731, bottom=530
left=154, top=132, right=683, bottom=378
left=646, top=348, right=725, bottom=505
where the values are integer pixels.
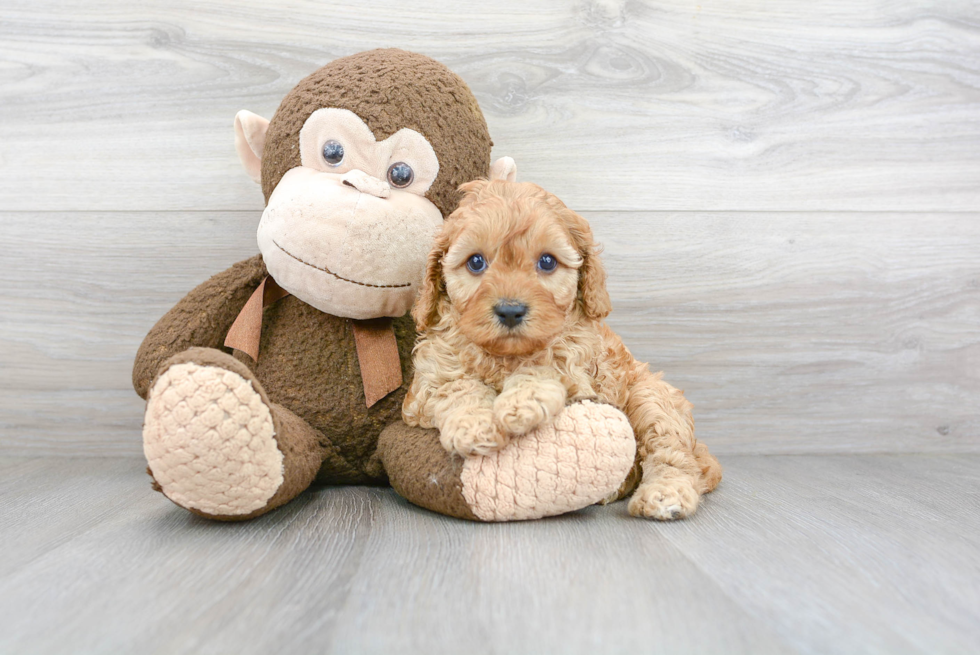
left=1, top=0, right=978, bottom=457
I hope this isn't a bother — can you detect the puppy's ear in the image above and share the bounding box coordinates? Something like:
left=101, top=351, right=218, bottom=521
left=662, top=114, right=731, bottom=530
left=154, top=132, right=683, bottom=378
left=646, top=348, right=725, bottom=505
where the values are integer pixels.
left=580, top=248, right=612, bottom=320
left=412, top=223, right=458, bottom=331
left=565, top=210, right=612, bottom=320
left=457, top=179, right=489, bottom=208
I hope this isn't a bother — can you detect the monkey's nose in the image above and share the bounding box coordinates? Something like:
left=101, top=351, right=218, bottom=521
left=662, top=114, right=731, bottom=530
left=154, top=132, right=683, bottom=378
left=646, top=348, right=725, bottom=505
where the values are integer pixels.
left=494, top=301, right=528, bottom=328
left=341, top=169, right=391, bottom=198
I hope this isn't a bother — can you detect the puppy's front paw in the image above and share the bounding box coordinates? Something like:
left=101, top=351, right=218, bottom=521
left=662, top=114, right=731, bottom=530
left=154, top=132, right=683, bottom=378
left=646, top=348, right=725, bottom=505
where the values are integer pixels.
left=628, top=478, right=700, bottom=521
left=439, top=409, right=507, bottom=457
left=493, top=379, right=566, bottom=436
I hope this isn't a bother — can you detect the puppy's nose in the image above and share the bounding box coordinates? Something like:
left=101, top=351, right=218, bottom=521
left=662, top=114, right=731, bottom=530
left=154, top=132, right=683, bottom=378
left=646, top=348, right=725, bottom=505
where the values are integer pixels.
left=494, top=301, right=527, bottom=328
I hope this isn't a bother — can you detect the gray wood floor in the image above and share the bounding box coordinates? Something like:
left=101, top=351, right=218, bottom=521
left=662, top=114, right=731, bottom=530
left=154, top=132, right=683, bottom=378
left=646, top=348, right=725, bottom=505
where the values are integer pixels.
left=1, top=455, right=978, bottom=655
left=2, top=1, right=979, bottom=653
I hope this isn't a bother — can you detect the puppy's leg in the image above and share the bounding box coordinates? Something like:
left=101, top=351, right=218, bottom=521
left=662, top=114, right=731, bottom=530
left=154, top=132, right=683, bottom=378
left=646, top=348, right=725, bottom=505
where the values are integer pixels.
left=693, top=436, right=723, bottom=494
left=432, top=379, right=507, bottom=457
left=493, top=372, right=568, bottom=437
left=625, top=371, right=722, bottom=520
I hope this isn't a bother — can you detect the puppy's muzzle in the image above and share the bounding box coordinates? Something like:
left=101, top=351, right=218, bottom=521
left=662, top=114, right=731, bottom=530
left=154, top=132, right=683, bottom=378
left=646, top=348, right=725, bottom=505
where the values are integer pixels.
left=494, top=301, right=527, bottom=329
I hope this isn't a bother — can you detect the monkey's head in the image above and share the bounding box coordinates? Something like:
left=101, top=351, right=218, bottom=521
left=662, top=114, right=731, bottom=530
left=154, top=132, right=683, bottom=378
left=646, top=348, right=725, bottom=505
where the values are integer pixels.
left=233, top=49, right=499, bottom=320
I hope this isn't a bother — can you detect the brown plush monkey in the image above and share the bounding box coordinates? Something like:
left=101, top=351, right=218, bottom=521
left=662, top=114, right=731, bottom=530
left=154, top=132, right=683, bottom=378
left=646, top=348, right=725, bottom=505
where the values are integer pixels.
left=133, top=49, right=635, bottom=521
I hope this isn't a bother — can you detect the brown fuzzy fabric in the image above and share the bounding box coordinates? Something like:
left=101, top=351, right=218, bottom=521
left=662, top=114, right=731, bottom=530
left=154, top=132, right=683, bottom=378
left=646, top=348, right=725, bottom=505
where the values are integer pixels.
left=377, top=421, right=478, bottom=520
left=248, top=292, right=417, bottom=484
left=133, top=255, right=417, bottom=486
left=261, top=48, right=492, bottom=217
left=133, top=256, right=268, bottom=399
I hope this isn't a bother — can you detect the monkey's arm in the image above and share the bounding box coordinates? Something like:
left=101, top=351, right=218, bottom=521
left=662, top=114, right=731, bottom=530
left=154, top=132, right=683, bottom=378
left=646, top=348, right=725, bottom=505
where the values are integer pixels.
left=132, top=254, right=268, bottom=399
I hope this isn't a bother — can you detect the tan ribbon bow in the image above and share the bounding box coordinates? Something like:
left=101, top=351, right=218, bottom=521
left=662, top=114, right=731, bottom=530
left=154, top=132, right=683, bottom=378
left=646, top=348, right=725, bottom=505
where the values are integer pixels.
left=224, top=276, right=403, bottom=408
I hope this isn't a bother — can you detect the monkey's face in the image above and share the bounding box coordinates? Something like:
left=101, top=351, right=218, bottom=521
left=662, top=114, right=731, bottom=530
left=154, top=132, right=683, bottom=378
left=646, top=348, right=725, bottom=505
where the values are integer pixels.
left=256, top=108, right=444, bottom=319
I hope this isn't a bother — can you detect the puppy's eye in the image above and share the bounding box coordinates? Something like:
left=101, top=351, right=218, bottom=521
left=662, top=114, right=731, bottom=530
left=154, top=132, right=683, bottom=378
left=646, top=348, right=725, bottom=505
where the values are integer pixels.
left=466, top=254, right=487, bottom=274
left=387, top=162, right=414, bottom=188
left=537, top=253, right=558, bottom=273
left=322, top=140, right=344, bottom=166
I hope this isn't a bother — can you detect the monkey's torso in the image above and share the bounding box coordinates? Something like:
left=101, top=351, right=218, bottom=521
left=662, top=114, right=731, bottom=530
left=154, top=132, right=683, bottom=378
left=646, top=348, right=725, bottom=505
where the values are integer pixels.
left=249, top=293, right=416, bottom=484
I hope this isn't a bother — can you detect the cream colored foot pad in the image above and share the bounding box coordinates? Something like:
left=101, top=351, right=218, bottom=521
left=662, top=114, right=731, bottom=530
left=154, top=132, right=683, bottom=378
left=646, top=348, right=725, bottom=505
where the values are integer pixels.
left=461, top=401, right=636, bottom=521
left=143, top=363, right=284, bottom=516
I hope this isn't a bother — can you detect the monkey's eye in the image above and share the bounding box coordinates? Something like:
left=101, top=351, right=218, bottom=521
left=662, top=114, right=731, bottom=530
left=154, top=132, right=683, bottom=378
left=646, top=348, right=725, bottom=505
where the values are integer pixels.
left=537, top=253, right=558, bottom=273
left=387, top=162, right=414, bottom=188
left=322, top=140, right=344, bottom=166
left=466, top=254, right=487, bottom=274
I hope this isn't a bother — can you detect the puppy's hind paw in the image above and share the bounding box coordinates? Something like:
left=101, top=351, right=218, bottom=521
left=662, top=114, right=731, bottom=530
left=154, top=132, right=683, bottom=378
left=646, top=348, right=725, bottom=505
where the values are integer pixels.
left=628, top=478, right=700, bottom=521
left=439, top=409, right=507, bottom=457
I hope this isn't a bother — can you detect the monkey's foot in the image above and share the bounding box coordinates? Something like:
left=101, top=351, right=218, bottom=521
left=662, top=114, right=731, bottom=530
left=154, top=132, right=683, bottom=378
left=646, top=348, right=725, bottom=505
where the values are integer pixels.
left=143, top=361, right=284, bottom=518
left=380, top=400, right=637, bottom=522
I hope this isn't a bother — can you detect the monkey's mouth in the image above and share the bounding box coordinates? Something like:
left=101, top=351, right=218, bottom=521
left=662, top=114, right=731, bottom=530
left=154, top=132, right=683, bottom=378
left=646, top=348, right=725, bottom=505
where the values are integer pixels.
left=273, top=240, right=411, bottom=289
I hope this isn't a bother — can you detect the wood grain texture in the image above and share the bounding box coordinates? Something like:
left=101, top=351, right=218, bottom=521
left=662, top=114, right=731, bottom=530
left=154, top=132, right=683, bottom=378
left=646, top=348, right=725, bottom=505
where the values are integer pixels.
left=596, top=211, right=980, bottom=454
left=0, top=458, right=148, bottom=577
left=1, top=1, right=979, bottom=212
left=658, top=454, right=980, bottom=654
left=0, top=211, right=258, bottom=456
left=0, top=455, right=977, bottom=654
left=2, top=210, right=977, bottom=456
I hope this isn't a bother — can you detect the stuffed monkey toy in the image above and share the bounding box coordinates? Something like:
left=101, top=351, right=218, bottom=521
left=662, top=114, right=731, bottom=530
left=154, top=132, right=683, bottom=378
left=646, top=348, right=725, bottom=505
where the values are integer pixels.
left=133, top=49, right=636, bottom=521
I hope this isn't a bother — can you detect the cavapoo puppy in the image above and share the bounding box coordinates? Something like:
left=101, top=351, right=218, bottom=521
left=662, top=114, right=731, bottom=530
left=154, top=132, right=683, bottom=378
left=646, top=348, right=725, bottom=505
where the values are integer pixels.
left=402, top=180, right=721, bottom=520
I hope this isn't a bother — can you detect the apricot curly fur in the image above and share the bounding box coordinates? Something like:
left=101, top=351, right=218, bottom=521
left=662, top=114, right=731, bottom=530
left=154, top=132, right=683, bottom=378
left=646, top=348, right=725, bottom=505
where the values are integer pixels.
left=403, top=180, right=722, bottom=520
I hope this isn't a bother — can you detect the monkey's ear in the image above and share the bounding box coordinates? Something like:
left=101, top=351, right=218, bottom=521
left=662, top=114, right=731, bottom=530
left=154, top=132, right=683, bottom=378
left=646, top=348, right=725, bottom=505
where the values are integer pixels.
left=490, top=156, right=517, bottom=182
left=234, top=110, right=270, bottom=184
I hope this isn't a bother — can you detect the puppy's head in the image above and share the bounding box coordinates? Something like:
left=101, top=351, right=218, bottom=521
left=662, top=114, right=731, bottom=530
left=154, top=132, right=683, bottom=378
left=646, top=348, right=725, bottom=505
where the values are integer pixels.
left=413, top=180, right=611, bottom=357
